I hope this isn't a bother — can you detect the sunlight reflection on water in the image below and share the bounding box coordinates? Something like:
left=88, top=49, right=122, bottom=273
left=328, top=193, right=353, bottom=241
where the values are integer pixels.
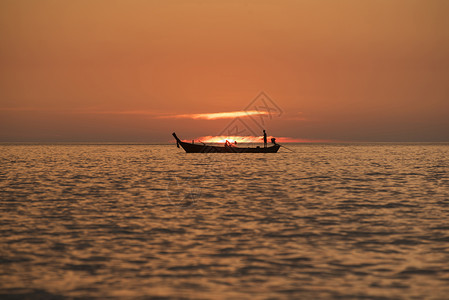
left=1, top=144, right=449, bottom=298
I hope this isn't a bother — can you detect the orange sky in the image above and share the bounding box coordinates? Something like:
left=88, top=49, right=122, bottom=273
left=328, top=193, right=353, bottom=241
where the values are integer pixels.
left=1, top=0, right=448, bottom=142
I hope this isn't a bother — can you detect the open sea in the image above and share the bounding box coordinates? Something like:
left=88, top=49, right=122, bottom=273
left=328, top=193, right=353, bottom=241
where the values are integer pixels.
left=1, top=143, right=449, bottom=299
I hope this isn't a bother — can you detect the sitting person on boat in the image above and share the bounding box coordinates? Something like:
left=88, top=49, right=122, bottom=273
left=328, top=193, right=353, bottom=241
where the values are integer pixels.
left=224, top=140, right=237, bottom=147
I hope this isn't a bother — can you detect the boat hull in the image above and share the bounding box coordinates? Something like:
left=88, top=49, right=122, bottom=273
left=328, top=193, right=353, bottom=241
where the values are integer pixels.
left=179, top=141, right=280, bottom=153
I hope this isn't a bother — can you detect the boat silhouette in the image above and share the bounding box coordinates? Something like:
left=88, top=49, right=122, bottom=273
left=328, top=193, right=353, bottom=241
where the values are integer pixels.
left=172, top=132, right=280, bottom=153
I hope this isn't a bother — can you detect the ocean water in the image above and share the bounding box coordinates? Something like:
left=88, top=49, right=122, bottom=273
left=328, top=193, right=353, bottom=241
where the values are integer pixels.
left=1, top=143, right=449, bottom=299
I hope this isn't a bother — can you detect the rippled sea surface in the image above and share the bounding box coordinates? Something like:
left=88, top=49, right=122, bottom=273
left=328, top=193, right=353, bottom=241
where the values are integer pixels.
left=1, top=144, right=449, bottom=299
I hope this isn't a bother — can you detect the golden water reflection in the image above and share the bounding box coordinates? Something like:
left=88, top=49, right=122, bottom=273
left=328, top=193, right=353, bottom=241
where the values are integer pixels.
left=1, top=144, right=448, bottom=298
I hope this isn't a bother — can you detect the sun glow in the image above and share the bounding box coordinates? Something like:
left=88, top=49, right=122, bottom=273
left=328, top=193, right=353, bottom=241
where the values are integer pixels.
left=183, top=136, right=325, bottom=143
left=198, top=136, right=262, bottom=143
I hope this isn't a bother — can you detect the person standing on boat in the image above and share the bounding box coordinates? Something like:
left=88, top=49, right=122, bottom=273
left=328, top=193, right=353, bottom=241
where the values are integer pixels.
left=263, top=130, right=267, bottom=148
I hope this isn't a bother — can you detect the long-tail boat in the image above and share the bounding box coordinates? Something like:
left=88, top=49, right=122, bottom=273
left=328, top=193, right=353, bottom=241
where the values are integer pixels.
left=172, top=132, right=280, bottom=153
